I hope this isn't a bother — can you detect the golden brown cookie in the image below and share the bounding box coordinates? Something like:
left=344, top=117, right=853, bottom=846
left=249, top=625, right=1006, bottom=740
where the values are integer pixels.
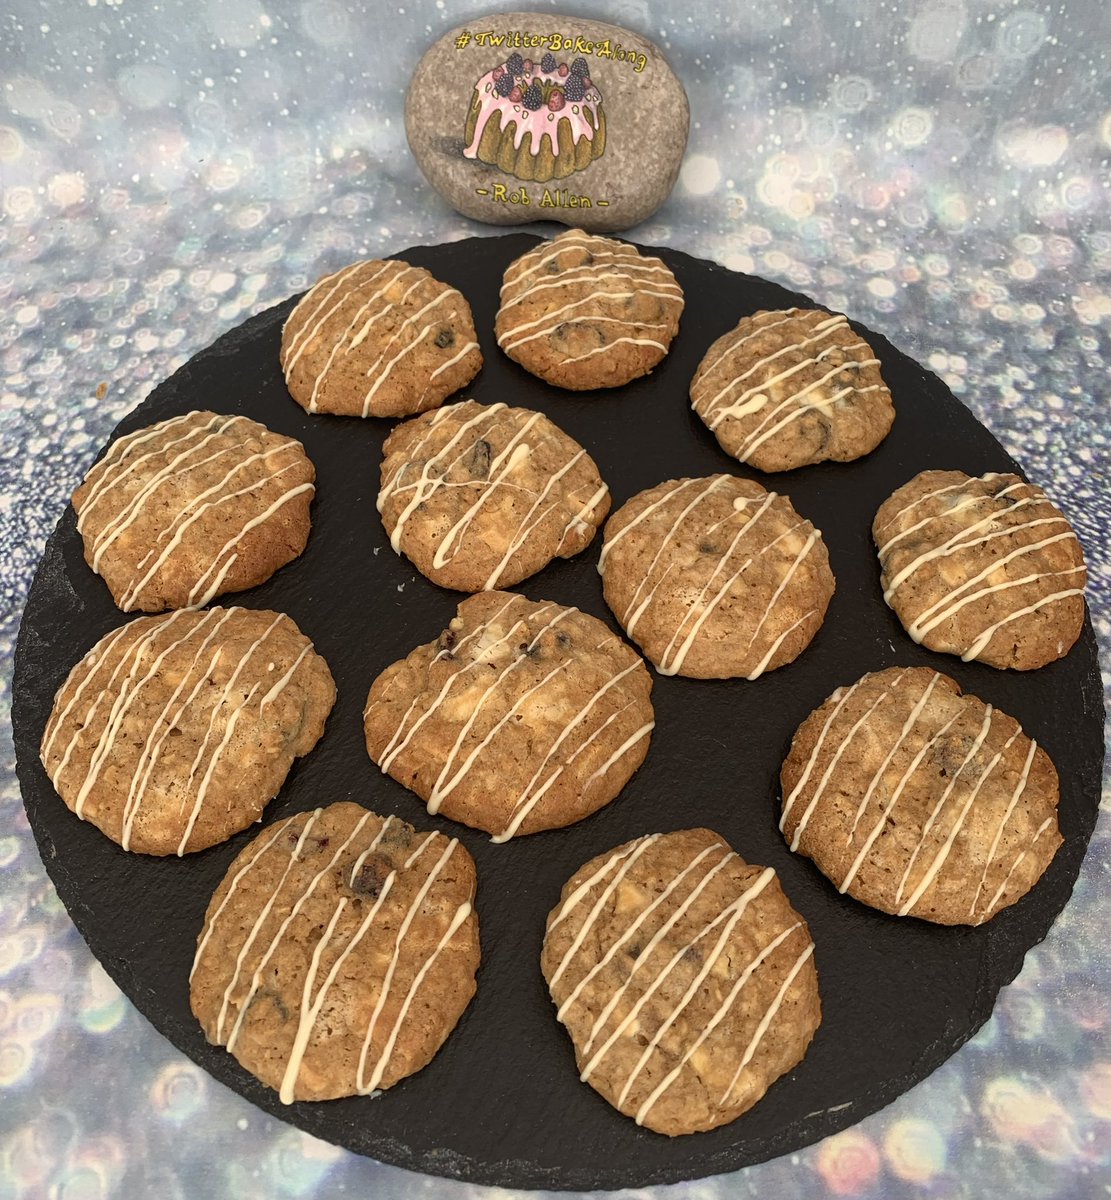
left=495, top=229, right=684, bottom=390
left=780, top=666, right=1062, bottom=925
left=378, top=399, right=611, bottom=592
left=40, top=607, right=335, bottom=856
left=280, top=259, right=482, bottom=418
left=690, top=308, right=894, bottom=472
left=364, top=591, right=654, bottom=842
left=541, top=828, right=820, bottom=1136
left=190, top=802, right=479, bottom=1103
left=73, top=410, right=315, bottom=613
left=599, top=474, right=835, bottom=679
left=874, top=470, right=1087, bottom=670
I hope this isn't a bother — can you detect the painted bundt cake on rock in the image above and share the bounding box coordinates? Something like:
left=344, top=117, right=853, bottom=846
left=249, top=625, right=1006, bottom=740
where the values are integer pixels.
left=464, top=53, right=605, bottom=183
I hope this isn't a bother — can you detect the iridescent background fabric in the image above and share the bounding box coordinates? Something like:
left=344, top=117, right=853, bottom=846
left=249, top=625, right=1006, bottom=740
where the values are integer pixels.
left=1, top=0, right=1109, bottom=1195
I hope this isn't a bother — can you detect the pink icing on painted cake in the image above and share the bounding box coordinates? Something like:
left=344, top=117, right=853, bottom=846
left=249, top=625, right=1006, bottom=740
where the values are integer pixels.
left=463, top=52, right=606, bottom=183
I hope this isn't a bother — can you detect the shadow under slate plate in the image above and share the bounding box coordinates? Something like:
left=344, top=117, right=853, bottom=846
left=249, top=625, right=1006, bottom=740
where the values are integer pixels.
left=11, top=234, right=1103, bottom=1190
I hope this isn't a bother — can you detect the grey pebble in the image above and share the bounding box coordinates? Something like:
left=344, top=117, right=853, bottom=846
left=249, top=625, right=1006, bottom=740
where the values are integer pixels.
left=405, top=10, right=689, bottom=233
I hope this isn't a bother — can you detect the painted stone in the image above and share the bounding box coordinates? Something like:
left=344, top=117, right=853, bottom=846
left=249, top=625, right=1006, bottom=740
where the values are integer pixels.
left=405, top=11, right=689, bottom=232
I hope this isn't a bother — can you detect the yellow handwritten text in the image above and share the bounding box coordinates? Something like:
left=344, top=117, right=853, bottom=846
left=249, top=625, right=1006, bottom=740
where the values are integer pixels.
left=459, top=30, right=649, bottom=74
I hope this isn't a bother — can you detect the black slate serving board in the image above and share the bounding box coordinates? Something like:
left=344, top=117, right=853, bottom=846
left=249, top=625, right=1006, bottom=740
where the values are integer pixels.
left=11, top=234, right=1103, bottom=1190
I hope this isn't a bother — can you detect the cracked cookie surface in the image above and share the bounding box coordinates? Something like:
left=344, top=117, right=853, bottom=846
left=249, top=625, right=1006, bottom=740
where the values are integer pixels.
left=599, top=474, right=835, bottom=679
left=541, top=828, right=820, bottom=1136
left=363, top=590, right=654, bottom=841
left=780, top=666, right=1062, bottom=924
left=690, top=308, right=894, bottom=473
left=190, top=802, right=479, bottom=1102
left=281, top=259, right=482, bottom=418
left=874, top=469, right=1087, bottom=670
left=41, top=607, right=335, bottom=855
left=495, top=229, right=684, bottom=391
left=378, top=400, right=610, bottom=592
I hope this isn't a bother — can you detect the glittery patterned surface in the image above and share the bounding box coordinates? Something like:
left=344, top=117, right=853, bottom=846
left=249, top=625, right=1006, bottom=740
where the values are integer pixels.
left=2, top=0, right=1109, bottom=1195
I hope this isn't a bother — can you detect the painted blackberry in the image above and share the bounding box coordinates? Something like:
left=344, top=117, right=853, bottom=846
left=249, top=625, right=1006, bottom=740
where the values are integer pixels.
left=506, top=52, right=524, bottom=75
left=541, top=52, right=557, bottom=72
left=522, top=81, right=544, bottom=110
left=570, top=57, right=589, bottom=76
left=563, top=75, right=586, bottom=102
left=494, top=72, right=514, bottom=97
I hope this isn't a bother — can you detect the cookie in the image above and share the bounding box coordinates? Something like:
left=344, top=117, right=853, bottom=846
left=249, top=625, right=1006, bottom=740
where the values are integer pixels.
left=40, top=607, right=335, bottom=856
left=874, top=470, right=1087, bottom=671
left=378, top=400, right=611, bottom=592
left=190, top=802, right=479, bottom=1103
left=690, top=308, right=894, bottom=472
left=599, top=474, right=835, bottom=679
left=364, top=591, right=654, bottom=842
left=780, top=667, right=1062, bottom=925
left=495, top=229, right=684, bottom=390
left=280, top=259, right=482, bottom=418
left=541, top=828, right=820, bottom=1136
left=73, top=410, right=315, bottom=613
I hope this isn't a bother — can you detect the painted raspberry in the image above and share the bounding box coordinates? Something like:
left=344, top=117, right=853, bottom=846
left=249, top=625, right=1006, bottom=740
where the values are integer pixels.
left=508, top=85, right=523, bottom=103
left=492, top=64, right=506, bottom=80
left=558, top=62, right=569, bottom=77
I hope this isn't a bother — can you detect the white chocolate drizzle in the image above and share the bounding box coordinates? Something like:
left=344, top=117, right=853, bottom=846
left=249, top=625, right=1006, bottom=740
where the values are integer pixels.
left=281, top=259, right=479, bottom=415
left=579, top=860, right=766, bottom=1079
left=378, top=401, right=609, bottom=588
left=876, top=473, right=1086, bottom=665
left=73, top=411, right=313, bottom=613
left=601, top=476, right=827, bottom=678
left=548, top=835, right=815, bottom=1126
left=192, top=809, right=472, bottom=1104
left=354, top=835, right=463, bottom=1093
left=692, top=309, right=888, bottom=462
left=554, top=842, right=722, bottom=1018
left=41, top=608, right=317, bottom=854
left=634, top=921, right=801, bottom=1125
left=783, top=668, right=1058, bottom=922
left=282, top=261, right=380, bottom=373
left=716, top=942, right=815, bottom=1107
left=367, top=594, right=651, bottom=841
left=498, top=232, right=683, bottom=371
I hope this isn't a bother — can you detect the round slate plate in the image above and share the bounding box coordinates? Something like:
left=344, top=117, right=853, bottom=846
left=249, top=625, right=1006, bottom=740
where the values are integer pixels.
left=12, top=235, right=1103, bottom=1191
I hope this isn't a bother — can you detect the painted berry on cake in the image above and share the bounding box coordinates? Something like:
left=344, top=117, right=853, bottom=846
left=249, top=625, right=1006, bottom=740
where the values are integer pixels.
left=463, top=56, right=606, bottom=183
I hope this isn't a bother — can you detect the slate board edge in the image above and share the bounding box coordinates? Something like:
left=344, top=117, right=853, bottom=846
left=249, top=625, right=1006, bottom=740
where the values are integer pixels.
left=10, top=233, right=1104, bottom=1191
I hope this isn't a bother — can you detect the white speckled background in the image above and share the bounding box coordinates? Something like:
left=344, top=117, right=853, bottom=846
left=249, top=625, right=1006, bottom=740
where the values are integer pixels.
left=1, top=0, right=1109, bottom=1196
